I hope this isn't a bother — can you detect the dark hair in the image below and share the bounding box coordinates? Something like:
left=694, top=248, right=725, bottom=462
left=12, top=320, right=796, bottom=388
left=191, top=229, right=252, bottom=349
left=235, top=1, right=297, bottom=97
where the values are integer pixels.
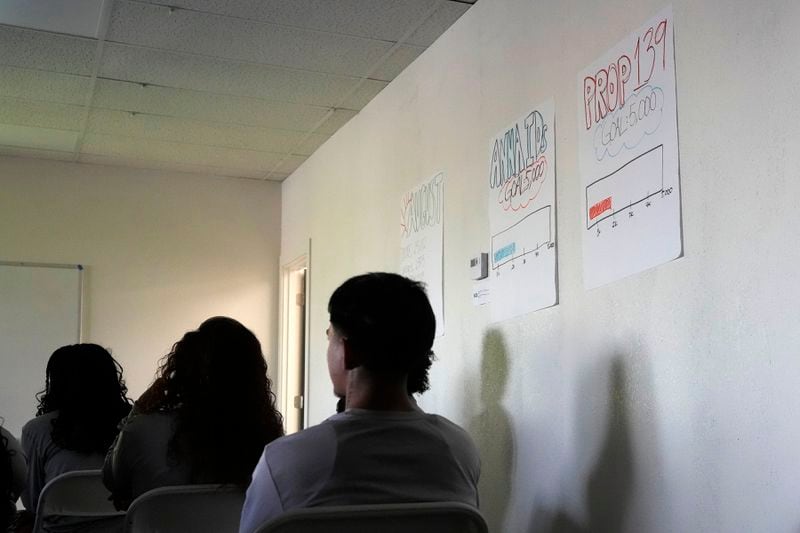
left=147, top=317, right=284, bottom=485
left=36, top=344, right=132, bottom=454
left=328, top=272, right=436, bottom=393
left=1, top=421, right=13, bottom=532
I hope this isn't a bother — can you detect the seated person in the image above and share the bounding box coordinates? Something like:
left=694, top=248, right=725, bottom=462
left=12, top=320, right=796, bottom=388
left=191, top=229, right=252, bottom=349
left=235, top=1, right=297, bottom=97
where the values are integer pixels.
left=103, top=317, right=284, bottom=510
left=240, top=273, right=480, bottom=532
left=21, top=344, right=132, bottom=513
left=1, top=422, right=27, bottom=532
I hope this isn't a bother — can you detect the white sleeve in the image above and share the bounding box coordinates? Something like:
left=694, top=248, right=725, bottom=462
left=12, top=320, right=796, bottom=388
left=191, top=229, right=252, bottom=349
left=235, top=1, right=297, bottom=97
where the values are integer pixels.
left=239, top=449, right=284, bottom=533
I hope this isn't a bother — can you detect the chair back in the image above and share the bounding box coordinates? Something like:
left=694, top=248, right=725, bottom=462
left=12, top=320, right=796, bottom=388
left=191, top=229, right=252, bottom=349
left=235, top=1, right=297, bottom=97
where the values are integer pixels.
left=123, top=484, right=245, bottom=533
left=33, top=469, right=123, bottom=533
left=254, top=501, right=488, bottom=533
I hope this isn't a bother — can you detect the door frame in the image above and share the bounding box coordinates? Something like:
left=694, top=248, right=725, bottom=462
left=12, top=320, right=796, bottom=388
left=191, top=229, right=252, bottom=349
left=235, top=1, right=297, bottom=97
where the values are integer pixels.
left=277, top=248, right=311, bottom=433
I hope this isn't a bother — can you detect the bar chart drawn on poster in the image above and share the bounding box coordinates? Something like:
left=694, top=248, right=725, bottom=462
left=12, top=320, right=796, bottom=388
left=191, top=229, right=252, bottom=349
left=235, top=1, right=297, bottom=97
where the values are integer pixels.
left=491, top=205, right=554, bottom=271
left=586, top=144, right=670, bottom=232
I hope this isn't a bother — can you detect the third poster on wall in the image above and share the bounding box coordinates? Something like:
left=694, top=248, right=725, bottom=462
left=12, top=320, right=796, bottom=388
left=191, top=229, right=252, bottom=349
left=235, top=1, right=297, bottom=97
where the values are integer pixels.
left=578, top=7, right=682, bottom=289
left=400, top=172, right=445, bottom=336
left=487, top=99, right=557, bottom=322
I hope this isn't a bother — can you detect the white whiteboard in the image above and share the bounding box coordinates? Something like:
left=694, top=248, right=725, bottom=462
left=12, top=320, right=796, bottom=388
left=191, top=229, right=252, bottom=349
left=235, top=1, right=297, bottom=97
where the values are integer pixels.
left=0, top=262, right=82, bottom=437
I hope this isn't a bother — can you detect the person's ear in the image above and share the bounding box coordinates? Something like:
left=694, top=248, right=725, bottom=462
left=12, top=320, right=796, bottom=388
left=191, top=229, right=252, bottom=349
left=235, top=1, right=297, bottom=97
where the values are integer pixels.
left=342, top=338, right=362, bottom=370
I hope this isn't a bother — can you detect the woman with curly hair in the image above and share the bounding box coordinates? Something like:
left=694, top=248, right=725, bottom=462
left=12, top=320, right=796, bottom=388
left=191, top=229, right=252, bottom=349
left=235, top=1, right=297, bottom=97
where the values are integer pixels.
left=103, top=317, right=284, bottom=510
left=20, top=344, right=132, bottom=513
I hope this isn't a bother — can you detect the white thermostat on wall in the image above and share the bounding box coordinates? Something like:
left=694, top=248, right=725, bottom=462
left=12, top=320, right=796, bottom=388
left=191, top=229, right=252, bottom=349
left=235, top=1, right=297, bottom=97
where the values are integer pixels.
left=469, top=253, right=488, bottom=280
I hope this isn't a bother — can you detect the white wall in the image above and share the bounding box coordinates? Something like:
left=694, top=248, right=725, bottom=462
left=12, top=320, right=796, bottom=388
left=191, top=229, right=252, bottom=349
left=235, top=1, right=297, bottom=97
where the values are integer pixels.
left=0, top=157, right=282, bottom=404
left=280, top=0, right=800, bottom=531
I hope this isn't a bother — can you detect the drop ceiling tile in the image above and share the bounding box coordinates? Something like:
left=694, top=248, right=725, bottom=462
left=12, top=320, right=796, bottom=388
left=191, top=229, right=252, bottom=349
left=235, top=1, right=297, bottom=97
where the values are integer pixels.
left=0, top=0, right=106, bottom=38
left=108, top=1, right=395, bottom=78
left=258, top=174, right=289, bottom=182
left=0, top=25, right=97, bottom=75
left=134, top=0, right=437, bottom=44
left=340, top=79, right=389, bottom=110
left=100, top=43, right=365, bottom=107
left=369, top=45, right=425, bottom=81
left=92, top=79, right=334, bottom=131
left=0, top=124, right=78, bottom=152
left=406, top=2, right=470, bottom=47
left=274, top=154, right=308, bottom=176
left=295, top=133, right=330, bottom=156
left=0, top=144, right=74, bottom=162
left=81, top=133, right=287, bottom=171
left=87, top=108, right=320, bottom=154
left=0, top=66, right=91, bottom=105
left=77, top=153, right=271, bottom=180
left=0, top=97, right=85, bottom=131
left=316, top=108, right=359, bottom=135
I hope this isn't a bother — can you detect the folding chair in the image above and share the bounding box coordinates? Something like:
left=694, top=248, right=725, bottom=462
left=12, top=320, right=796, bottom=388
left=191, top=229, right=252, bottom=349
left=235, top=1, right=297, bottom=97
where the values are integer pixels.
left=123, top=484, right=245, bottom=533
left=32, top=469, right=123, bottom=533
left=254, top=501, right=488, bottom=533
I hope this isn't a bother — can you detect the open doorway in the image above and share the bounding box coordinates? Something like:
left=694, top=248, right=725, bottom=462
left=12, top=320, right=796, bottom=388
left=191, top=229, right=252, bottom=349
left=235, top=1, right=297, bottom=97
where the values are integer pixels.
left=279, top=256, right=308, bottom=434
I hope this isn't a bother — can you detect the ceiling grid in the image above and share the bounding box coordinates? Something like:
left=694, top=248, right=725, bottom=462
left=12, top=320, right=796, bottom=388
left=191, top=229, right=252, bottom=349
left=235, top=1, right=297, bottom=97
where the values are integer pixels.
left=0, top=0, right=476, bottom=181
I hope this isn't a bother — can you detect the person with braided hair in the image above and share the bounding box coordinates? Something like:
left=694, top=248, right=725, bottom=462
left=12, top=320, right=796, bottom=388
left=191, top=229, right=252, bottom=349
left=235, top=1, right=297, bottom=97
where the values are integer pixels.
left=240, top=273, right=480, bottom=532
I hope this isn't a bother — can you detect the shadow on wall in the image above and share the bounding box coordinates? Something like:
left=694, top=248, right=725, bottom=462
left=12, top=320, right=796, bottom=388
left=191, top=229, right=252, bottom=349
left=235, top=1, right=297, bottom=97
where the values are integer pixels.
left=468, top=329, right=514, bottom=533
left=529, top=355, right=634, bottom=533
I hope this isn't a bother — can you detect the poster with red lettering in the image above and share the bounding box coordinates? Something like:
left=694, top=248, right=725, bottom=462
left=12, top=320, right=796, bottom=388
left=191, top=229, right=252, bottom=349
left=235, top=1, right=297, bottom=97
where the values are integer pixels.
left=487, top=99, right=557, bottom=322
left=400, top=172, right=445, bottom=336
left=578, top=6, right=682, bottom=289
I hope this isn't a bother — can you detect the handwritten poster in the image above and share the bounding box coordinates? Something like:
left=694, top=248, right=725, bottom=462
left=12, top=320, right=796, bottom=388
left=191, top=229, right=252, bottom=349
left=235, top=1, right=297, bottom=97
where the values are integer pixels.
left=578, top=7, right=682, bottom=289
left=487, top=100, right=558, bottom=322
left=400, top=172, right=444, bottom=336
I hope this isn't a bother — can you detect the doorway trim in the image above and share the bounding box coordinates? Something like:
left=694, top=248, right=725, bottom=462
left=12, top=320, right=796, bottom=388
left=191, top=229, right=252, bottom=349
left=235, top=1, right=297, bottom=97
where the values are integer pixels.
left=277, top=250, right=311, bottom=434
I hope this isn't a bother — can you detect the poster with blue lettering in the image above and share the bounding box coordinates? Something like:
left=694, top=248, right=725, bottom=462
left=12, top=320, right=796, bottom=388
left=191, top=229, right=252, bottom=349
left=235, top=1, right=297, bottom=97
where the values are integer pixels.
left=487, top=99, right=557, bottom=322
left=400, top=172, right=445, bottom=336
left=578, top=7, right=682, bottom=289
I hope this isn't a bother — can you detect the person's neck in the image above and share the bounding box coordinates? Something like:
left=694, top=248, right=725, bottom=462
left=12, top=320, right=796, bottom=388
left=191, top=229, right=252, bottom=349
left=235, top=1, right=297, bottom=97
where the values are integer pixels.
left=344, top=368, right=414, bottom=412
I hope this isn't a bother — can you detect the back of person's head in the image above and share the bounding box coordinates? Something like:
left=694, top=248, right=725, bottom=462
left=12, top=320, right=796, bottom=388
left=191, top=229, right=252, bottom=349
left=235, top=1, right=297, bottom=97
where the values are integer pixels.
left=153, top=316, right=284, bottom=485
left=328, top=272, right=436, bottom=392
left=36, top=344, right=131, bottom=454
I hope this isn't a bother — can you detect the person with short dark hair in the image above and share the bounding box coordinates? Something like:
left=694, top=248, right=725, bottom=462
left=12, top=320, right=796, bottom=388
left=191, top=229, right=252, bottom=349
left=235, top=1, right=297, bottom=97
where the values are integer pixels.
left=103, top=317, right=284, bottom=510
left=334, top=299, right=433, bottom=414
left=239, top=273, right=480, bottom=532
left=21, top=344, right=132, bottom=513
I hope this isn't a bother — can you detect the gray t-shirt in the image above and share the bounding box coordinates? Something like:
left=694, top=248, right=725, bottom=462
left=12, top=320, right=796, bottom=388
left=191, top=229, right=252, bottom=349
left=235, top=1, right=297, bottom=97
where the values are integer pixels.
left=20, top=412, right=105, bottom=512
left=239, top=408, right=480, bottom=533
left=103, top=411, right=192, bottom=509
left=21, top=412, right=123, bottom=533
